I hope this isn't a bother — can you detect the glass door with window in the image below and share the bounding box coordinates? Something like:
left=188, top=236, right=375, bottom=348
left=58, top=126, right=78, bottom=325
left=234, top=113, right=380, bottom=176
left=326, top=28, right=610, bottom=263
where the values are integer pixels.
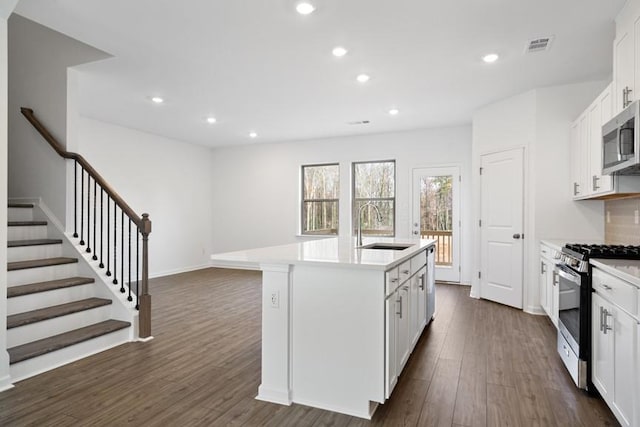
left=412, top=166, right=460, bottom=283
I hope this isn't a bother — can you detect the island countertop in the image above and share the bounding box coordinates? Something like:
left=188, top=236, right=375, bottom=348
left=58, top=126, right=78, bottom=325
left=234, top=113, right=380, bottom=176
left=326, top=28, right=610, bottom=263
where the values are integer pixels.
left=210, top=236, right=436, bottom=271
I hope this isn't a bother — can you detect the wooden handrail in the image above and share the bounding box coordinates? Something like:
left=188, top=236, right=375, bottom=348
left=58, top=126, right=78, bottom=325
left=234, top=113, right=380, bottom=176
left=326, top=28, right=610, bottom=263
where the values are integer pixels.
left=21, top=107, right=148, bottom=232
left=21, top=107, right=152, bottom=338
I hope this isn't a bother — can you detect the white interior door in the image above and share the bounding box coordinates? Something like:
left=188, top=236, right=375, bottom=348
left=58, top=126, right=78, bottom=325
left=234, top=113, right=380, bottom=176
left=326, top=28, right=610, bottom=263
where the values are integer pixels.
left=412, top=166, right=460, bottom=283
left=480, top=148, right=524, bottom=309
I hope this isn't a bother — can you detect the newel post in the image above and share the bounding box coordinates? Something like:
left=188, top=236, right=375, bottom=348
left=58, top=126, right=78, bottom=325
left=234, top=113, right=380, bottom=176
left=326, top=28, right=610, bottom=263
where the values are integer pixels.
left=139, top=213, right=152, bottom=339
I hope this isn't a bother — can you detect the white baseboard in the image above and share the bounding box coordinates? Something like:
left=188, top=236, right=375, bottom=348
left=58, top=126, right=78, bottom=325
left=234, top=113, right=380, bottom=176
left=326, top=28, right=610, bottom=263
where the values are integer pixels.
left=0, top=375, right=13, bottom=392
left=149, top=263, right=216, bottom=279
left=525, top=305, right=546, bottom=316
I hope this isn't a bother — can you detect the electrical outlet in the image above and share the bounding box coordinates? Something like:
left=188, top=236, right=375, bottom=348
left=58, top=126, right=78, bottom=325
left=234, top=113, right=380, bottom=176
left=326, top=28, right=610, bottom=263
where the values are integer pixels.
left=635, top=210, right=639, bottom=225
left=270, top=291, right=279, bottom=309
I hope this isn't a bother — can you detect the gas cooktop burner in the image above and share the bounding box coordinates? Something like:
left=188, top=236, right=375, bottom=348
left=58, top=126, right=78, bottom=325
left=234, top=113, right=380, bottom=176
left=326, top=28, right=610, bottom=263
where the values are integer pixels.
left=563, top=244, right=640, bottom=260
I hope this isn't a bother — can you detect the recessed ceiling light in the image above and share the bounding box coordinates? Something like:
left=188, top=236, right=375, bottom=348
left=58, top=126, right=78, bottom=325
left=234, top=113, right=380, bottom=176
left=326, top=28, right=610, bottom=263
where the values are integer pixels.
left=389, top=108, right=400, bottom=116
left=206, top=117, right=217, bottom=124
left=356, top=74, right=370, bottom=83
left=249, top=132, right=258, bottom=138
left=296, top=2, right=315, bottom=15
left=332, top=46, right=348, bottom=57
left=151, top=96, right=164, bottom=104
left=482, top=53, right=499, bottom=63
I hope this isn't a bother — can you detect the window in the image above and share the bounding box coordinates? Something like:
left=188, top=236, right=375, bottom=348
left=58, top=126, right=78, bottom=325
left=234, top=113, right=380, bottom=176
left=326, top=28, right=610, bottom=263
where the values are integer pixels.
left=353, top=160, right=395, bottom=236
left=301, top=163, right=340, bottom=235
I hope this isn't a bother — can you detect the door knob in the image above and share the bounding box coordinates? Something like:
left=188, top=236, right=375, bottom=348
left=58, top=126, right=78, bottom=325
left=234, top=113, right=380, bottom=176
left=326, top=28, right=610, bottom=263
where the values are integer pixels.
left=513, top=233, right=521, bottom=239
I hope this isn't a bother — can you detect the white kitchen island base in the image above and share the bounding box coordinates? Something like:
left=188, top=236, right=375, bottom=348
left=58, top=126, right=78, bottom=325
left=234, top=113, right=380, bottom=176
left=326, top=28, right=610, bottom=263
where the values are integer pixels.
left=211, top=237, right=436, bottom=419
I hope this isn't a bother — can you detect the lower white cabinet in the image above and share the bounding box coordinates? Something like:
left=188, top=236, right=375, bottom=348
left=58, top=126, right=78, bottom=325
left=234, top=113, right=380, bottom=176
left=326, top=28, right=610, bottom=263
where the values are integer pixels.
left=591, top=275, right=638, bottom=427
left=539, top=244, right=559, bottom=327
left=384, top=247, right=434, bottom=399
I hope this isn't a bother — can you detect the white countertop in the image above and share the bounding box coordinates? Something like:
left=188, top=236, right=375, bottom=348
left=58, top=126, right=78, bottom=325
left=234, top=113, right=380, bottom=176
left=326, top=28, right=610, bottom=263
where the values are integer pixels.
left=540, top=239, right=565, bottom=252
left=591, top=259, right=640, bottom=288
left=210, top=237, right=436, bottom=271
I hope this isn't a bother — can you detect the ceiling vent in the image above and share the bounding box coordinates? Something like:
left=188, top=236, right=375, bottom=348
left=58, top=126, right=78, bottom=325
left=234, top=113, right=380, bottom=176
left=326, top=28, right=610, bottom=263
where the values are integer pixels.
left=525, top=36, right=554, bottom=54
left=347, top=120, right=370, bottom=125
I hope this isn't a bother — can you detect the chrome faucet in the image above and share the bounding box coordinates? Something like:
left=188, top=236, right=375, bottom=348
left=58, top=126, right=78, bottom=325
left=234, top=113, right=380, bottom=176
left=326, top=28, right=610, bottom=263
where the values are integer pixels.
left=357, top=202, right=383, bottom=247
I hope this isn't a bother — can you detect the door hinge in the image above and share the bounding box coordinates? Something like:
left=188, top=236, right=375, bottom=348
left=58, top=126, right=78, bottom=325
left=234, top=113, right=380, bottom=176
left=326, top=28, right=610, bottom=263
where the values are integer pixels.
left=479, top=219, right=482, bottom=227
left=478, top=271, right=481, bottom=279
left=479, top=167, right=483, bottom=175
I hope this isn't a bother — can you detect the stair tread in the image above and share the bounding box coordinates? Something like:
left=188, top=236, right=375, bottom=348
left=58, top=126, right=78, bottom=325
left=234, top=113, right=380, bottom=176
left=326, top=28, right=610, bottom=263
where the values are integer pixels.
left=8, top=203, right=34, bottom=208
left=8, top=297, right=112, bottom=329
left=8, top=257, right=78, bottom=271
left=8, top=238, right=63, bottom=248
left=8, top=277, right=95, bottom=298
left=8, top=319, right=131, bottom=364
left=8, top=221, right=47, bottom=227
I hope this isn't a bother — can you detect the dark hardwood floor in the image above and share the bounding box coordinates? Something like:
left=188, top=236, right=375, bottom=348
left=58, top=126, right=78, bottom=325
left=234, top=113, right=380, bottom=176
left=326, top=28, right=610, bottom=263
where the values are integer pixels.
left=0, top=268, right=619, bottom=426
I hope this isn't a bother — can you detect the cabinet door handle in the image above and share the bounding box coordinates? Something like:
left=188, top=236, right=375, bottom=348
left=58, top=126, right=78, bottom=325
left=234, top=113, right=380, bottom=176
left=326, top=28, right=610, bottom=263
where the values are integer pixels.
left=602, top=308, right=612, bottom=334
left=552, top=271, right=558, bottom=287
left=602, top=284, right=612, bottom=291
left=599, top=306, right=604, bottom=332
left=573, top=182, right=580, bottom=196
left=390, top=278, right=399, bottom=283
left=402, top=269, right=410, bottom=275
left=592, top=175, right=600, bottom=191
left=540, top=261, right=546, bottom=275
left=396, top=296, right=403, bottom=319
left=419, top=274, right=425, bottom=290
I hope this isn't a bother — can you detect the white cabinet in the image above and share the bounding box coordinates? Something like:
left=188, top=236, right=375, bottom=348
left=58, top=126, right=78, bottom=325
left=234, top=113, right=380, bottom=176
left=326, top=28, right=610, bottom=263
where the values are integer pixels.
left=591, top=267, right=639, bottom=427
left=384, top=247, right=434, bottom=399
left=614, top=28, right=634, bottom=114
left=539, top=243, right=559, bottom=327
left=426, top=246, right=435, bottom=322
left=571, top=83, right=640, bottom=200
left=396, top=283, right=411, bottom=372
left=588, top=88, right=614, bottom=195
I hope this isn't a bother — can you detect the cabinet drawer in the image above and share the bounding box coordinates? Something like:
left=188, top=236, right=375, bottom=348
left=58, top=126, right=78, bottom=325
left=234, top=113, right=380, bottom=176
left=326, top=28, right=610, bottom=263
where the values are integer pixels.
left=540, top=243, right=552, bottom=258
left=386, top=267, right=400, bottom=296
left=410, top=249, right=427, bottom=273
left=398, top=260, right=412, bottom=283
left=592, top=268, right=638, bottom=316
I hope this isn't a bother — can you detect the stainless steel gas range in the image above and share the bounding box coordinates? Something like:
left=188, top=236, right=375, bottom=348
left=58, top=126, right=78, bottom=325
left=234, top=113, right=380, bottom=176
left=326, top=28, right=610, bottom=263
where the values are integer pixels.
left=555, top=244, right=640, bottom=391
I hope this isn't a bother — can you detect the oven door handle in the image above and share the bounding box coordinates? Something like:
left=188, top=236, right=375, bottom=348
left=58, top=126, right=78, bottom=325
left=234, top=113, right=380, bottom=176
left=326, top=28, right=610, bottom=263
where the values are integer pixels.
left=555, top=267, right=581, bottom=285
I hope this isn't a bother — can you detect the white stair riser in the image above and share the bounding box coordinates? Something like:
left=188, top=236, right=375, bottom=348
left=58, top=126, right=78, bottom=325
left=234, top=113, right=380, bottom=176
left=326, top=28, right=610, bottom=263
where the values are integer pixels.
left=8, top=304, right=113, bottom=348
left=8, top=225, right=47, bottom=240
left=7, top=283, right=96, bottom=315
left=8, top=244, right=62, bottom=263
left=8, top=207, right=34, bottom=222
left=8, top=263, right=78, bottom=287
left=10, top=328, right=131, bottom=383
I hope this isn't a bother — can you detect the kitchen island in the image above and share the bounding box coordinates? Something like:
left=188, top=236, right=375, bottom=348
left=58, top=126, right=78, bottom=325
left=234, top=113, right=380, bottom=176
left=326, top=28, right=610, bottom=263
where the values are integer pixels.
left=210, top=237, right=436, bottom=419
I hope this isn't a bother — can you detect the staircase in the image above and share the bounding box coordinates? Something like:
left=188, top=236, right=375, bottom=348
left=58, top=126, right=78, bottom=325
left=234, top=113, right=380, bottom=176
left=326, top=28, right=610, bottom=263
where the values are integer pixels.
left=7, top=202, right=132, bottom=381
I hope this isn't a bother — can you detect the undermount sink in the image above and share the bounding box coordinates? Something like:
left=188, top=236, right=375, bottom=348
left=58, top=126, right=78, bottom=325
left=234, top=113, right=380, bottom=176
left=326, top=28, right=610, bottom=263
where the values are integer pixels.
left=359, top=243, right=414, bottom=251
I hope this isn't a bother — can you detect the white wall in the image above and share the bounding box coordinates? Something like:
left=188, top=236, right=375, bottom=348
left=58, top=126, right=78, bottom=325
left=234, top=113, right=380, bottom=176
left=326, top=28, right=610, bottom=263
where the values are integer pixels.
left=471, top=81, right=607, bottom=313
left=7, top=15, right=109, bottom=224
left=76, top=117, right=215, bottom=277
left=210, top=126, right=473, bottom=285
left=0, top=2, right=19, bottom=392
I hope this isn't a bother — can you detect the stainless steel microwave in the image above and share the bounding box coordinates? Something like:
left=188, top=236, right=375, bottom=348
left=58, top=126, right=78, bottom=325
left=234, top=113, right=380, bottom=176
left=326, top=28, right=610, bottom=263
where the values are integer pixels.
left=602, top=100, right=640, bottom=175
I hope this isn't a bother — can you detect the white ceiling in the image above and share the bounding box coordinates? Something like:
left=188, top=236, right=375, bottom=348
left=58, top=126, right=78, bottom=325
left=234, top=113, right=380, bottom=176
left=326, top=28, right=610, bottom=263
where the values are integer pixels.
left=14, top=0, right=626, bottom=148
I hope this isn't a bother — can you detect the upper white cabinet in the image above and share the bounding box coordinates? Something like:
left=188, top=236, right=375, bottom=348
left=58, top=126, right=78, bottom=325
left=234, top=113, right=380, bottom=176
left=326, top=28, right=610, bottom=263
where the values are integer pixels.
left=571, top=83, right=640, bottom=200
left=613, top=2, right=640, bottom=115
left=571, top=84, right=617, bottom=199
left=614, top=29, right=634, bottom=114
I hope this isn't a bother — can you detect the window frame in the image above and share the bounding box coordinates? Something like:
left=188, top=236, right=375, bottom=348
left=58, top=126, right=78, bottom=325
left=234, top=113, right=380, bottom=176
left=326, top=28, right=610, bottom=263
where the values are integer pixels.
left=352, top=159, right=396, bottom=237
left=300, top=162, right=340, bottom=236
